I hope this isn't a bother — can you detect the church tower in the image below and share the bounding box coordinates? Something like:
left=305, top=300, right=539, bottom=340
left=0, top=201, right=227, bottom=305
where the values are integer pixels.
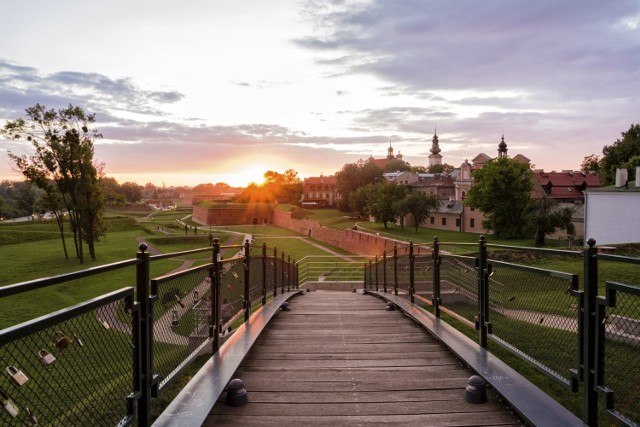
left=387, top=142, right=394, bottom=160
left=498, top=135, right=508, bottom=159
left=428, top=130, right=443, bottom=167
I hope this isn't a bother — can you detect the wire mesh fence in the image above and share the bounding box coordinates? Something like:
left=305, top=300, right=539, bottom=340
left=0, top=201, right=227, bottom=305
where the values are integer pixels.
left=413, top=254, right=434, bottom=304
left=597, top=281, right=640, bottom=425
left=152, top=266, right=211, bottom=393
left=486, top=260, right=579, bottom=387
left=439, top=255, right=478, bottom=326
left=0, top=288, right=134, bottom=427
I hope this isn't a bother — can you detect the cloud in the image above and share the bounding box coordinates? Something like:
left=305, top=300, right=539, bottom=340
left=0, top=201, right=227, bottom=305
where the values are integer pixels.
left=0, top=59, right=184, bottom=118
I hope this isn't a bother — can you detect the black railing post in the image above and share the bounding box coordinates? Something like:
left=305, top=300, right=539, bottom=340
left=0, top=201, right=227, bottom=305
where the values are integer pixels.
left=273, top=247, right=278, bottom=297
left=135, top=243, right=151, bottom=427
left=262, top=242, right=267, bottom=305
left=582, top=238, right=599, bottom=425
left=363, top=262, right=368, bottom=289
left=375, top=255, right=379, bottom=292
left=382, top=250, right=387, bottom=293
left=212, top=238, right=221, bottom=351
left=367, top=260, right=372, bottom=290
left=433, top=236, right=441, bottom=318
left=281, top=251, right=286, bottom=294
left=393, top=243, right=398, bottom=296
left=244, top=239, right=251, bottom=322
left=287, top=255, right=291, bottom=292
left=477, top=235, right=488, bottom=348
left=409, top=241, right=415, bottom=304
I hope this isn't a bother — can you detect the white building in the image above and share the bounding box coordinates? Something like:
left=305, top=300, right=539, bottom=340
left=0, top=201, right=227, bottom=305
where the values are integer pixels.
left=584, top=168, right=640, bottom=245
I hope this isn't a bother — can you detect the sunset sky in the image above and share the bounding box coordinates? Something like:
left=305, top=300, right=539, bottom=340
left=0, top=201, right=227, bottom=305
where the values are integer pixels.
left=0, top=0, right=639, bottom=187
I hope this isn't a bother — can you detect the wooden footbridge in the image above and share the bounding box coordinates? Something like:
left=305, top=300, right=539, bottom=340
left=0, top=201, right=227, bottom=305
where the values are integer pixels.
left=155, top=290, right=582, bottom=426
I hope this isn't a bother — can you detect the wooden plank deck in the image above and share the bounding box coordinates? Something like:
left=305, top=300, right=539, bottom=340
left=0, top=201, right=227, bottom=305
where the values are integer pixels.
left=204, top=291, right=522, bottom=426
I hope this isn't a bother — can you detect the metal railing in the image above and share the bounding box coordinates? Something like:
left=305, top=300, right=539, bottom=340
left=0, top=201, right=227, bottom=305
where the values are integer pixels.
left=364, top=237, right=640, bottom=426
left=0, top=239, right=298, bottom=426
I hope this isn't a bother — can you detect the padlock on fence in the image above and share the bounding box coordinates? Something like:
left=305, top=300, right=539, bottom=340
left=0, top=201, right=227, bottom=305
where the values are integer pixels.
left=171, top=309, right=179, bottom=327
left=1, top=389, right=20, bottom=418
left=74, top=334, right=84, bottom=347
left=53, top=331, right=72, bottom=350
left=99, top=318, right=110, bottom=329
left=6, top=365, right=28, bottom=387
left=26, top=408, right=38, bottom=425
left=175, top=294, right=185, bottom=308
left=38, top=349, right=56, bottom=366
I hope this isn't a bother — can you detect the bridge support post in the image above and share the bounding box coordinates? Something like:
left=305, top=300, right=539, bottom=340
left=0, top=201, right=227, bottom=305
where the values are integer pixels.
left=432, top=237, right=441, bottom=318
left=212, top=239, right=221, bottom=352
left=135, top=243, right=152, bottom=426
left=477, top=236, right=488, bottom=348
left=262, top=243, right=267, bottom=305
left=382, top=250, right=387, bottom=293
left=393, top=243, right=398, bottom=296
left=281, top=252, right=286, bottom=294
left=244, top=240, right=251, bottom=322
left=582, top=238, right=599, bottom=425
left=375, top=255, right=379, bottom=292
left=409, top=241, right=415, bottom=304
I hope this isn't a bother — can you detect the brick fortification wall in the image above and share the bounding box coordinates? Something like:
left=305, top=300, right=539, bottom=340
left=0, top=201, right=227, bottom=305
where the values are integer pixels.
left=272, top=210, right=431, bottom=257
left=192, top=204, right=272, bottom=226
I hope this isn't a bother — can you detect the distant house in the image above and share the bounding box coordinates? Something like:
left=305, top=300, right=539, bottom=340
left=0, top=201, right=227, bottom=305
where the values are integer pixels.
left=533, top=170, right=601, bottom=203
left=301, top=175, right=339, bottom=207
left=585, top=168, right=640, bottom=245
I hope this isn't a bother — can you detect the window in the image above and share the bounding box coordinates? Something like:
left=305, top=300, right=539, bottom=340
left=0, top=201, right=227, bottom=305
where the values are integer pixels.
left=470, top=218, right=475, bottom=228
left=430, top=217, right=434, bottom=225
left=442, top=218, right=447, bottom=226
left=456, top=218, right=461, bottom=227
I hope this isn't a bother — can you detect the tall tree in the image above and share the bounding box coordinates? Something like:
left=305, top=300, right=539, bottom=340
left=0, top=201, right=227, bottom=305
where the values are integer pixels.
left=336, top=160, right=383, bottom=211
left=3, top=104, right=106, bottom=263
left=523, top=197, right=575, bottom=246
left=399, top=193, right=439, bottom=232
left=593, top=123, right=640, bottom=185
left=464, top=158, right=533, bottom=238
left=366, top=182, right=407, bottom=229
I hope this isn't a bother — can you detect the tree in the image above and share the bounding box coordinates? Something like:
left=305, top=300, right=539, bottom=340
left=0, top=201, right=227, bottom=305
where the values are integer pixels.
left=523, top=197, right=575, bottom=246
left=335, top=160, right=383, bottom=211
left=366, top=182, right=407, bottom=229
left=399, top=193, right=439, bottom=232
left=464, top=158, right=533, bottom=238
left=383, top=159, right=411, bottom=173
left=2, top=103, right=106, bottom=263
left=428, top=163, right=455, bottom=174
left=595, top=124, right=640, bottom=185
left=580, top=154, right=600, bottom=174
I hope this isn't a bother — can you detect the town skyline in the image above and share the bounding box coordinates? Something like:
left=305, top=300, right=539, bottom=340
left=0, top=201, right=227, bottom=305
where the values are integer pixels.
left=1, top=1, right=638, bottom=187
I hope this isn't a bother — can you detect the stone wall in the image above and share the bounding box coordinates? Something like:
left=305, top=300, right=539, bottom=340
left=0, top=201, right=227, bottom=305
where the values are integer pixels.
left=193, top=204, right=272, bottom=226
left=272, top=210, right=431, bottom=257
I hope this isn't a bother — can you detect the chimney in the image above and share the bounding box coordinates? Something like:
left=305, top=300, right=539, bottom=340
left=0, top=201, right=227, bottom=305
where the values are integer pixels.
left=615, top=168, right=628, bottom=188
left=636, top=167, right=640, bottom=188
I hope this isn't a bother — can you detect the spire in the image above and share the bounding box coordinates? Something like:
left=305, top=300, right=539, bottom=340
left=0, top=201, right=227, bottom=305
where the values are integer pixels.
left=430, top=130, right=441, bottom=155
left=498, top=134, right=508, bottom=159
left=387, top=141, right=394, bottom=159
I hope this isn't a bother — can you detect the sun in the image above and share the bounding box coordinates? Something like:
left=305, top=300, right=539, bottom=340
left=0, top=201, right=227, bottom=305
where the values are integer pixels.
left=224, top=165, right=267, bottom=187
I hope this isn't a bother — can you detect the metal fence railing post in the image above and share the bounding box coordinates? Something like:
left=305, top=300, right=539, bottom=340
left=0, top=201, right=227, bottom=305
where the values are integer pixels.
left=582, top=238, right=599, bottom=425
left=393, top=243, right=398, bottom=296
left=281, top=251, right=286, bottom=294
left=383, top=250, right=387, bottom=293
left=477, top=235, right=488, bottom=348
left=375, top=255, right=379, bottom=292
left=212, top=239, right=221, bottom=352
left=287, top=256, right=291, bottom=292
left=262, top=242, right=267, bottom=305
left=433, top=236, right=441, bottom=318
left=409, top=241, right=415, bottom=304
left=273, top=247, right=278, bottom=297
left=244, top=239, right=251, bottom=322
left=135, top=243, right=151, bottom=427
left=364, top=262, right=368, bottom=290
